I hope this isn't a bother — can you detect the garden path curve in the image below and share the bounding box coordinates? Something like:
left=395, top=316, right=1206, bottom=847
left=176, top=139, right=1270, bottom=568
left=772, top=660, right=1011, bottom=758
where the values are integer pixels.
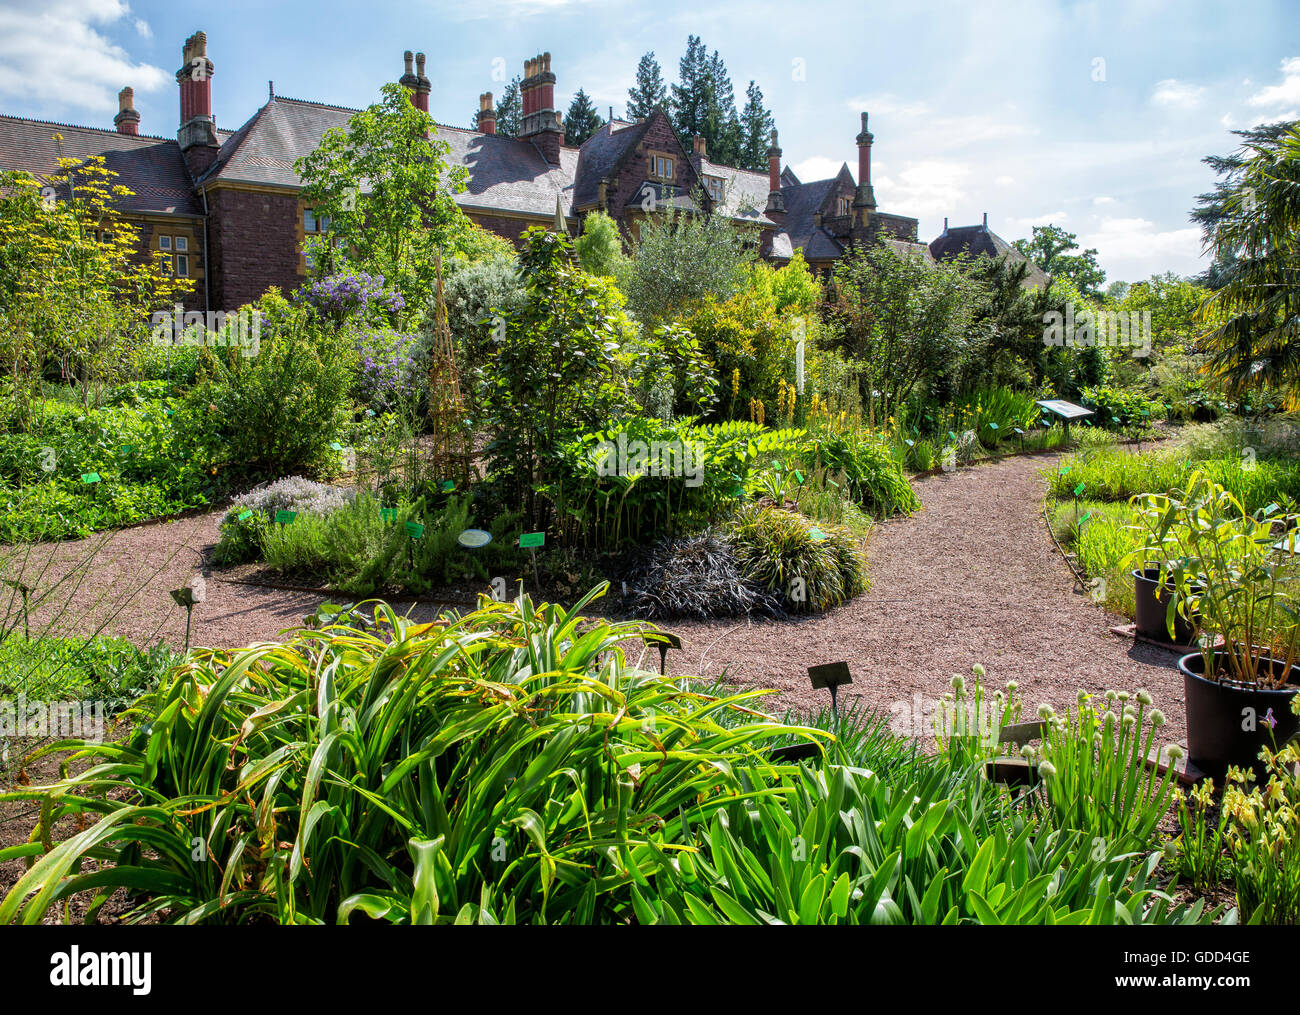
left=11, top=450, right=1191, bottom=747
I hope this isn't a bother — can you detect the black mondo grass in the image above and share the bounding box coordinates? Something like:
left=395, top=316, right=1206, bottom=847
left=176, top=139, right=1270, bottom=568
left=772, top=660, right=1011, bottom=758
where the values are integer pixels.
left=622, top=531, right=784, bottom=620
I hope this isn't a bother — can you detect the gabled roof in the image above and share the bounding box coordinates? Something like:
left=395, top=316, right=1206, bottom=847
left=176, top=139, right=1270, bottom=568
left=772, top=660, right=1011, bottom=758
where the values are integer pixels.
left=0, top=115, right=202, bottom=216
left=699, top=158, right=773, bottom=224
left=930, top=223, right=1049, bottom=286
left=201, top=95, right=578, bottom=219
left=572, top=119, right=648, bottom=209
left=780, top=175, right=840, bottom=260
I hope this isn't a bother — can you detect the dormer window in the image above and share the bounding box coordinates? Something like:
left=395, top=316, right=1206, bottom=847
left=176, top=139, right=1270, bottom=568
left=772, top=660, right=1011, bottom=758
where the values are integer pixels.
left=648, top=152, right=675, bottom=180
left=836, top=196, right=851, bottom=217
left=704, top=175, right=725, bottom=204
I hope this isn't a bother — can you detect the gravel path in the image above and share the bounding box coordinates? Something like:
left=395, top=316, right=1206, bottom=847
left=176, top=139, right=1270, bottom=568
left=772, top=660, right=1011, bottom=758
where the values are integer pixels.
left=1, top=449, right=1190, bottom=747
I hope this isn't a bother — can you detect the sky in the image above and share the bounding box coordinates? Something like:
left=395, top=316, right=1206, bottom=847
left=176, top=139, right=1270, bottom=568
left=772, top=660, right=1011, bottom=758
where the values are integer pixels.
left=0, top=0, right=1296, bottom=283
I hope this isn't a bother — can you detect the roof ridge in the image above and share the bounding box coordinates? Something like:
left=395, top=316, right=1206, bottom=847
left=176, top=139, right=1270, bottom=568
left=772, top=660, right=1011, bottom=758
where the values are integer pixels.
left=0, top=113, right=175, bottom=144
left=271, top=94, right=365, bottom=115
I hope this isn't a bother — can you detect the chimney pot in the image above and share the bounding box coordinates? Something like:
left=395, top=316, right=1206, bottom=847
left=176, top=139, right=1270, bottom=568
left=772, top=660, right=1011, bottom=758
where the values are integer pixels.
left=404, top=51, right=414, bottom=74
left=983, top=212, right=988, bottom=229
left=114, top=86, right=140, bottom=135
left=416, top=52, right=426, bottom=76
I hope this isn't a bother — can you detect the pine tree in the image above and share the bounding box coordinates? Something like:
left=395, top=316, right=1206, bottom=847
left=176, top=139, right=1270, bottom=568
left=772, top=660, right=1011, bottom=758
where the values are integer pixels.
left=704, top=50, right=741, bottom=165
left=494, top=77, right=522, bottom=138
left=626, top=52, right=667, bottom=121
left=739, top=80, right=775, bottom=172
left=564, top=89, right=605, bottom=146
left=670, top=36, right=711, bottom=142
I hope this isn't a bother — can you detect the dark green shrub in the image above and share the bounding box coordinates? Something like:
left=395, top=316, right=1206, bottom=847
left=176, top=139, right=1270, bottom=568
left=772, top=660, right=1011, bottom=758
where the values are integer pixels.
left=178, top=289, right=355, bottom=487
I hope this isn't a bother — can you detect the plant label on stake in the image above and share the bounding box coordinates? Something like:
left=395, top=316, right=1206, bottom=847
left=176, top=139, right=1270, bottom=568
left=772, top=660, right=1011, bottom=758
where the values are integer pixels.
left=807, top=661, right=853, bottom=719
left=237, top=509, right=253, bottom=522
left=405, top=521, right=424, bottom=570
left=520, top=532, right=544, bottom=589
left=81, top=472, right=100, bottom=484
left=275, top=510, right=297, bottom=525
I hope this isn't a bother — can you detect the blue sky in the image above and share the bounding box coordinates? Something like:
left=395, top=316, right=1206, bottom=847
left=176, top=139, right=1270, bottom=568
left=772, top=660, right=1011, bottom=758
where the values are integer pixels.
left=1, top=0, right=1297, bottom=282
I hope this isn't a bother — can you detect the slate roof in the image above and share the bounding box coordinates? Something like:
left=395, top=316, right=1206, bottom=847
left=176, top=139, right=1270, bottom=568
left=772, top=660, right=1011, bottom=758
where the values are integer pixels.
left=201, top=96, right=577, bottom=219
left=0, top=115, right=202, bottom=216
left=929, top=224, right=1049, bottom=286
left=699, top=158, right=774, bottom=225
left=572, top=119, right=647, bottom=209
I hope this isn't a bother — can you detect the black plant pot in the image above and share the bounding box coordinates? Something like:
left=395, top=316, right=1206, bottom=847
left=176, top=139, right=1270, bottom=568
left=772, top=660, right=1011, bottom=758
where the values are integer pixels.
left=1179, top=651, right=1300, bottom=782
left=1133, top=567, right=1199, bottom=645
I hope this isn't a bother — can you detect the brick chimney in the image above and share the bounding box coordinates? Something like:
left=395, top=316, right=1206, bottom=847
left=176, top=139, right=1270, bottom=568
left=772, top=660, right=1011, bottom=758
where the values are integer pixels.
left=764, top=128, right=785, bottom=220
left=114, top=87, right=140, bottom=135
left=414, top=52, right=431, bottom=112
left=176, top=31, right=219, bottom=177
left=852, top=111, right=877, bottom=222
left=478, top=92, right=496, bottom=134
left=520, top=52, right=562, bottom=165
left=399, top=50, right=418, bottom=97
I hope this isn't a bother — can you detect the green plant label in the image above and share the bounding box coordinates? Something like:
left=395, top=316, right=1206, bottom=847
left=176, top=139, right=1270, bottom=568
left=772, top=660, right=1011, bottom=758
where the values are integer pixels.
left=120, top=444, right=134, bottom=454
left=948, top=431, right=957, bottom=442
left=1073, top=483, right=1086, bottom=496
left=237, top=509, right=253, bottom=522
left=809, top=527, right=827, bottom=541
left=1079, top=512, right=1092, bottom=524
left=732, top=486, right=747, bottom=498
left=330, top=442, right=343, bottom=451
left=1060, top=466, right=1071, bottom=474
left=520, top=532, right=545, bottom=549
left=405, top=521, right=425, bottom=539
left=275, top=510, right=297, bottom=525
left=380, top=508, right=397, bottom=522
left=440, top=480, right=455, bottom=492
left=165, top=409, right=174, bottom=417
left=794, top=471, right=804, bottom=484
left=81, top=472, right=100, bottom=484
left=771, top=460, right=782, bottom=470
left=988, top=422, right=998, bottom=430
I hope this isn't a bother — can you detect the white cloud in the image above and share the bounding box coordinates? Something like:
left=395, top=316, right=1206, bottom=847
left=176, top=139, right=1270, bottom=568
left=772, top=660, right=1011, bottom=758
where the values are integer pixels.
left=0, top=0, right=168, bottom=112
left=1082, top=217, right=1205, bottom=280
left=791, top=155, right=845, bottom=181
left=134, top=17, right=150, bottom=38
left=873, top=159, right=971, bottom=218
left=1151, top=78, right=1205, bottom=109
left=994, top=175, right=1016, bottom=186
left=1093, top=196, right=1115, bottom=206
left=1247, top=56, right=1300, bottom=108
left=1008, top=210, right=1068, bottom=229
left=844, top=93, right=931, bottom=119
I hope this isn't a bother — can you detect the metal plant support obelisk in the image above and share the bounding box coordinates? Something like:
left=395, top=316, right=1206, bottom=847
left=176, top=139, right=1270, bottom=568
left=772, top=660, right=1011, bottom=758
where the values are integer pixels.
left=425, top=254, right=472, bottom=487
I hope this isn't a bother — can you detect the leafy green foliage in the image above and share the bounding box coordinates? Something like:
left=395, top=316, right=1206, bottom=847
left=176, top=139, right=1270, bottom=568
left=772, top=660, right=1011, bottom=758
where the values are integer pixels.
left=727, top=503, right=867, bottom=611
left=179, top=290, right=355, bottom=489
left=1012, top=223, right=1107, bottom=300
left=477, top=228, right=639, bottom=518
left=573, top=211, right=625, bottom=279
left=294, top=82, right=472, bottom=313
left=0, top=396, right=210, bottom=541
left=617, top=191, right=759, bottom=326
left=1192, top=121, right=1300, bottom=408
left=0, top=594, right=1226, bottom=925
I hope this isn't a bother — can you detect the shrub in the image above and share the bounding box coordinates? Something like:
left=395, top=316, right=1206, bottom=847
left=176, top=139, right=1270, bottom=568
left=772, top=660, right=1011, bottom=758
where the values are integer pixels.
left=727, top=504, right=867, bottom=611
left=214, top=478, right=357, bottom=565
left=574, top=210, right=625, bottom=278
left=622, top=531, right=782, bottom=620
left=179, top=290, right=355, bottom=488
left=1079, top=385, right=1161, bottom=432
left=798, top=426, right=921, bottom=516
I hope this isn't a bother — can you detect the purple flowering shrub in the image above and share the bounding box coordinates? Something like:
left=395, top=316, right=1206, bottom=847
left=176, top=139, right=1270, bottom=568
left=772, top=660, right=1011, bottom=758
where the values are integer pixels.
left=294, top=262, right=406, bottom=325
left=353, top=327, right=423, bottom=410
